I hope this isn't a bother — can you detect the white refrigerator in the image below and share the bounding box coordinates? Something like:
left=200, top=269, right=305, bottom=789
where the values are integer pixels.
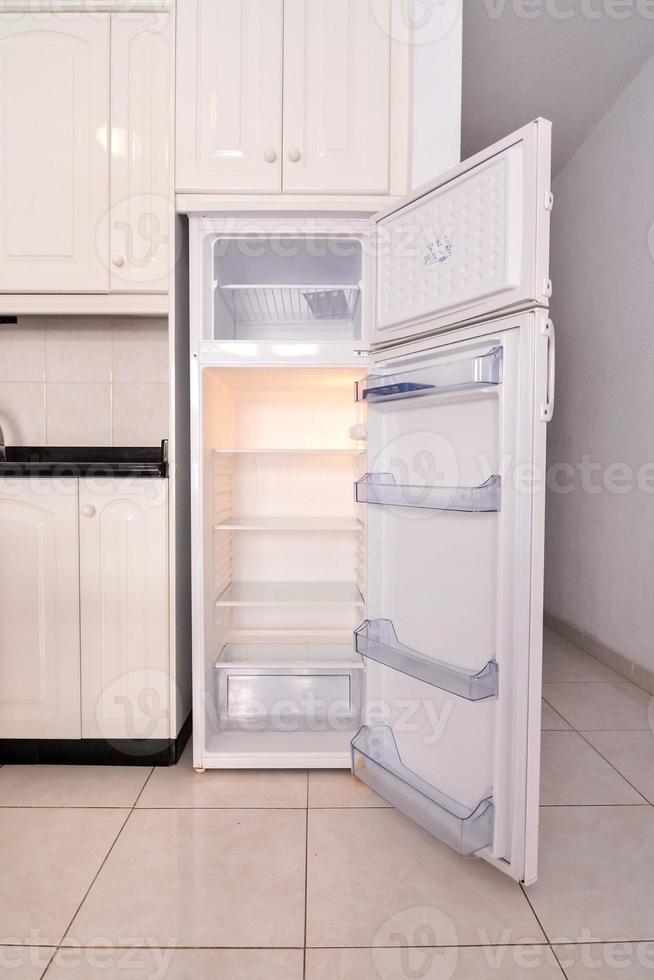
left=189, top=118, right=554, bottom=884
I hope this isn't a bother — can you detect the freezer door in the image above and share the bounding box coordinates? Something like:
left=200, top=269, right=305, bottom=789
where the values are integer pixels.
left=370, top=119, right=552, bottom=348
left=354, top=309, right=552, bottom=882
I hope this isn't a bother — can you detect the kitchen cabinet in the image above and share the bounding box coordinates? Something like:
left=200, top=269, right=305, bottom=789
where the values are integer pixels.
left=80, top=478, right=170, bottom=740
left=0, top=480, right=81, bottom=739
left=109, top=14, right=172, bottom=292
left=0, top=15, right=110, bottom=293
left=175, top=0, right=393, bottom=196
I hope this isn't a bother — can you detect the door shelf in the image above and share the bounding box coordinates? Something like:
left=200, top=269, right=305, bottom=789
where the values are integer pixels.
left=355, top=474, right=501, bottom=513
left=214, top=517, right=364, bottom=532
left=215, top=582, right=364, bottom=607
left=355, top=620, right=498, bottom=701
left=355, top=346, right=503, bottom=403
left=214, top=643, right=363, bottom=733
left=352, top=725, right=494, bottom=856
left=220, top=285, right=360, bottom=324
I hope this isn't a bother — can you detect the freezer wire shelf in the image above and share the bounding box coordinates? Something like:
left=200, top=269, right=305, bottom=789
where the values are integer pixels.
left=352, top=725, right=494, bottom=856
left=355, top=473, right=501, bottom=512
left=220, top=284, right=360, bottom=324
left=355, top=619, right=497, bottom=700
left=355, top=346, right=503, bottom=403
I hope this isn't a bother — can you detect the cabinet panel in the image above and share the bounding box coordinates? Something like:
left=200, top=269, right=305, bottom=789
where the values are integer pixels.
left=283, top=0, right=391, bottom=194
left=80, top=479, right=169, bottom=740
left=109, top=13, right=171, bottom=292
left=0, top=480, right=80, bottom=738
left=0, top=15, right=109, bottom=292
left=176, top=0, right=283, bottom=192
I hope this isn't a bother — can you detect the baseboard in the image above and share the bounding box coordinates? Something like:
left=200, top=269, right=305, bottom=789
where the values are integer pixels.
left=544, top=613, right=654, bottom=696
left=0, top=712, right=192, bottom=766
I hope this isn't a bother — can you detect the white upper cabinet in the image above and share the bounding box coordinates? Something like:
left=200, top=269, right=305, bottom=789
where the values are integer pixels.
left=0, top=14, right=110, bottom=292
left=109, top=13, right=171, bottom=292
left=282, top=0, right=391, bottom=194
left=0, top=480, right=81, bottom=739
left=176, top=0, right=283, bottom=193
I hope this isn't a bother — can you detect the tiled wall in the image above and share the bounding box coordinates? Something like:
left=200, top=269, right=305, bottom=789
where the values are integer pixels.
left=0, top=316, right=169, bottom=447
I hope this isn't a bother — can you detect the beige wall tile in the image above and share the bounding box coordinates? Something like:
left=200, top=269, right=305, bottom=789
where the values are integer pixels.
left=112, top=317, right=168, bottom=383
left=46, top=383, right=112, bottom=446
left=0, top=382, right=46, bottom=444
left=112, top=383, right=169, bottom=446
left=46, top=318, right=112, bottom=383
left=0, top=319, right=45, bottom=382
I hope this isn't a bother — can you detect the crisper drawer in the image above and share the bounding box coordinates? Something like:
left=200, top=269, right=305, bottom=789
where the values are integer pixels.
left=214, top=644, right=363, bottom=732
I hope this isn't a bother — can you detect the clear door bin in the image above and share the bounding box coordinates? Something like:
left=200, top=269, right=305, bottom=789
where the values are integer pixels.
left=214, top=644, right=363, bottom=732
left=355, top=619, right=498, bottom=700
left=352, top=726, right=494, bottom=856
left=355, top=346, right=502, bottom=403
left=355, top=473, right=501, bottom=512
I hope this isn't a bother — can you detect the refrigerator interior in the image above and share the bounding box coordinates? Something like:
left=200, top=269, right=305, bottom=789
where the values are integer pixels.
left=200, top=366, right=368, bottom=765
left=209, top=236, right=364, bottom=343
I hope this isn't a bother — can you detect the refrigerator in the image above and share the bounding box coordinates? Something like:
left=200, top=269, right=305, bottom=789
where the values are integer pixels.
left=189, top=119, right=554, bottom=884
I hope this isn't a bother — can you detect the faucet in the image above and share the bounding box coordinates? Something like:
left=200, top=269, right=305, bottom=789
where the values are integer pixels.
left=0, top=422, right=5, bottom=462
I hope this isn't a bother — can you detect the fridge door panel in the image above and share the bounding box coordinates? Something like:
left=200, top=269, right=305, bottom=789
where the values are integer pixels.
left=356, top=310, right=550, bottom=882
left=371, top=119, right=552, bottom=347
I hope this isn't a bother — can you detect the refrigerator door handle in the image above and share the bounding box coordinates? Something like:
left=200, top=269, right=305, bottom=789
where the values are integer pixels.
left=540, top=319, right=556, bottom=422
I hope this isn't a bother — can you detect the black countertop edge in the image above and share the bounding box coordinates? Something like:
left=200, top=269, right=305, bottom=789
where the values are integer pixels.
left=0, top=439, right=168, bottom=478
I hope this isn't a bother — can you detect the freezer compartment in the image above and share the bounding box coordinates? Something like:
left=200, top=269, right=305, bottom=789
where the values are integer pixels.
left=355, top=473, right=501, bottom=512
left=355, top=346, right=503, bottom=403
left=355, top=619, right=497, bottom=701
left=352, top=725, right=494, bottom=856
left=214, top=644, right=363, bottom=732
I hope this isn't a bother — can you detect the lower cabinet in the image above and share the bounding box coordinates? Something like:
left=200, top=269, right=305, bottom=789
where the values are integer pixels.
left=0, top=479, right=81, bottom=738
left=0, top=477, right=169, bottom=743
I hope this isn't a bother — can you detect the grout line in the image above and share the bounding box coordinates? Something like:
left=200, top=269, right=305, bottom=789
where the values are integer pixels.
left=575, top=731, right=652, bottom=806
left=549, top=943, right=572, bottom=980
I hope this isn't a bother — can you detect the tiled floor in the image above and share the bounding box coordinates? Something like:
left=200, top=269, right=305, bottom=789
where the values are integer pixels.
left=1, top=628, right=654, bottom=979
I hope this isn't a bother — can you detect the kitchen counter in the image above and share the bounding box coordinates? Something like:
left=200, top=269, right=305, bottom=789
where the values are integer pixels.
left=0, top=440, right=168, bottom=478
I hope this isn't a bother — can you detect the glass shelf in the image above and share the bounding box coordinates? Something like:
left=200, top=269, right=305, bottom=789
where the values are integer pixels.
left=213, top=448, right=364, bottom=456
left=354, top=620, right=497, bottom=700
left=214, top=517, right=364, bottom=532
left=355, top=474, right=501, bottom=512
left=215, top=582, right=364, bottom=607
left=355, top=346, right=502, bottom=403
left=351, top=725, right=494, bottom=856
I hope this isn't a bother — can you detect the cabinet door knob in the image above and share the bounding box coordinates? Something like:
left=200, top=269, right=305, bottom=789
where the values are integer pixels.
left=81, top=505, right=96, bottom=518
left=263, top=146, right=278, bottom=163
left=287, top=145, right=302, bottom=163
left=112, top=255, right=126, bottom=268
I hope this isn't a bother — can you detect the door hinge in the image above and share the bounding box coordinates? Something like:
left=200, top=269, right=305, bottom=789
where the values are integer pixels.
left=545, top=191, right=554, bottom=211
left=539, top=319, right=556, bottom=422
left=542, top=277, right=553, bottom=299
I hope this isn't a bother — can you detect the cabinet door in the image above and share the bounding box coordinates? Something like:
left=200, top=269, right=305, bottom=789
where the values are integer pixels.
left=176, top=0, right=283, bottom=193
left=282, top=0, right=391, bottom=194
left=0, top=480, right=80, bottom=738
left=354, top=311, right=553, bottom=883
left=0, top=15, right=109, bottom=292
left=109, top=14, right=171, bottom=293
left=79, top=479, right=170, bottom=741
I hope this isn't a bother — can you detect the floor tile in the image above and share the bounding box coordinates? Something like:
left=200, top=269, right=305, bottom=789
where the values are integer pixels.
left=0, top=809, right=128, bottom=946
left=44, top=948, right=303, bottom=979
left=542, top=681, right=653, bottom=731
left=137, top=746, right=307, bottom=808
left=0, top=765, right=152, bottom=808
left=0, top=947, right=54, bottom=979
left=306, top=809, right=544, bottom=948
left=541, top=700, right=571, bottom=731
left=542, top=630, right=621, bottom=683
left=554, top=942, right=654, bottom=977
left=306, top=945, right=564, bottom=979
left=64, top=809, right=306, bottom=948
left=308, top=771, right=391, bottom=808
left=540, top=732, right=645, bottom=805
left=528, top=806, right=654, bottom=941
left=583, top=732, right=654, bottom=803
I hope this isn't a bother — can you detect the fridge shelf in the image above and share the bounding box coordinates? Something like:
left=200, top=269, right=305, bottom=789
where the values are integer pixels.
left=213, top=448, right=364, bottom=456
left=355, top=473, right=501, bottom=512
left=355, top=346, right=503, bottom=403
left=215, top=582, right=365, bottom=607
left=354, top=620, right=497, bottom=700
left=220, top=284, right=360, bottom=324
left=214, top=517, right=364, bottom=532
left=351, top=725, right=494, bottom=856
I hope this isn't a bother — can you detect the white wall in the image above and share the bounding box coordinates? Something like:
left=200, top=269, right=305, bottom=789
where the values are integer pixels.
left=545, top=57, right=654, bottom=671
left=0, top=317, right=169, bottom=447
